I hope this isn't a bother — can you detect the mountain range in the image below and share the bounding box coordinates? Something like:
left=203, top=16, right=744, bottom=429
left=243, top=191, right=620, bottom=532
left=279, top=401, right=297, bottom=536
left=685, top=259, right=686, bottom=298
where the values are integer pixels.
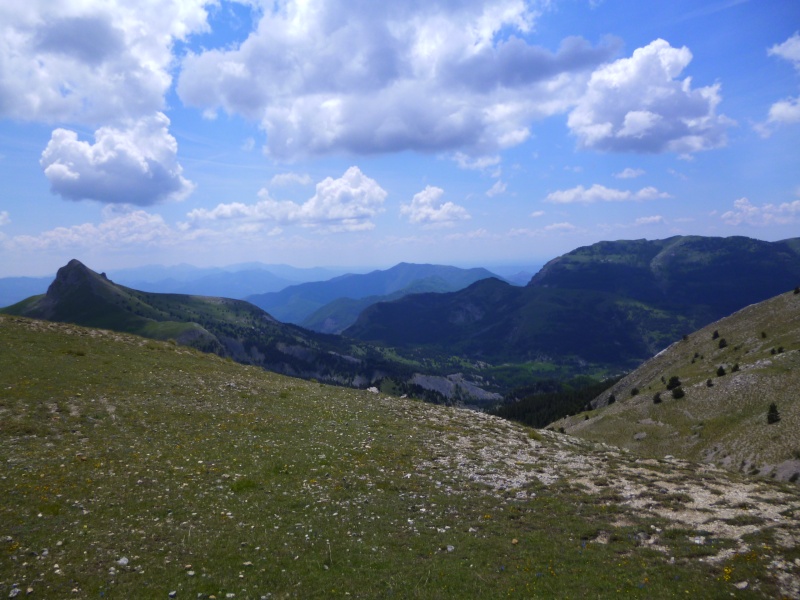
left=3, top=235, right=799, bottom=404
left=345, top=235, right=800, bottom=371
left=246, top=262, right=502, bottom=325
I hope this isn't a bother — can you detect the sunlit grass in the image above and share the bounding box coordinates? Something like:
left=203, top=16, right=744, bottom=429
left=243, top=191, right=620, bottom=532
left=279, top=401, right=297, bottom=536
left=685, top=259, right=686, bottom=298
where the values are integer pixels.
left=2, top=315, right=799, bottom=598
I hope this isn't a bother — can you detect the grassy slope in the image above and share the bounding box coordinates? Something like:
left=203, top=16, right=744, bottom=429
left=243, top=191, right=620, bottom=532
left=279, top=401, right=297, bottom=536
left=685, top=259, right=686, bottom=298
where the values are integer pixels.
left=553, top=290, right=800, bottom=478
left=3, top=315, right=800, bottom=598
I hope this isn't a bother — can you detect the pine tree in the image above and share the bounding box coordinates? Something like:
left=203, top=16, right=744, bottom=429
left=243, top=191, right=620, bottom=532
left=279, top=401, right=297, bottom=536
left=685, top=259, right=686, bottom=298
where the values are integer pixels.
left=767, top=403, right=781, bottom=424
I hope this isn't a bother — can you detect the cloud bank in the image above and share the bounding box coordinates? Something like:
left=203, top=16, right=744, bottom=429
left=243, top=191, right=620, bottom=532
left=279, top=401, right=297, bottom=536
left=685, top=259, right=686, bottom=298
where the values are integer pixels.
left=544, top=184, right=670, bottom=204
left=187, top=167, right=386, bottom=232
left=178, top=0, right=618, bottom=158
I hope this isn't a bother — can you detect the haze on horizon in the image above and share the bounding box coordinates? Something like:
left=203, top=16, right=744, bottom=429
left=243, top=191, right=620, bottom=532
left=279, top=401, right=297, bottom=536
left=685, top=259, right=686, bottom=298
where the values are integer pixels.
left=0, top=1, right=798, bottom=277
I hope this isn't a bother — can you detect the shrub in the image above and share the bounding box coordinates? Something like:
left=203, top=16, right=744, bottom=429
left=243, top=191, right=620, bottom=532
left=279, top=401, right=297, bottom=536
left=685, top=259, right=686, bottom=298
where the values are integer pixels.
left=717, top=366, right=726, bottom=377
left=631, top=387, right=639, bottom=397
left=795, top=287, right=799, bottom=295
left=732, top=363, right=740, bottom=372
left=712, top=330, right=719, bottom=340
left=706, top=379, right=713, bottom=387
left=653, top=392, right=662, bottom=404
left=666, top=376, right=681, bottom=390
left=761, top=332, right=767, bottom=339
left=671, top=387, right=685, bottom=399
left=607, top=394, right=616, bottom=405
left=718, top=338, right=728, bottom=349
left=767, top=403, right=781, bottom=425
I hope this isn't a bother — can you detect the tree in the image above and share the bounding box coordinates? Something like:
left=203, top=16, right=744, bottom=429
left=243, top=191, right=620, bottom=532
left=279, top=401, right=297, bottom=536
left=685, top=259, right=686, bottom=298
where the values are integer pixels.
left=717, top=365, right=726, bottom=377
left=653, top=392, right=662, bottom=404
left=671, top=387, right=685, bottom=399
left=666, top=376, right=681, bottom=390
left=712, top=330, right=719, bottom=340
left=718, top=338, right=728, bottom=349
left=767, top=403, right=781, bottom=424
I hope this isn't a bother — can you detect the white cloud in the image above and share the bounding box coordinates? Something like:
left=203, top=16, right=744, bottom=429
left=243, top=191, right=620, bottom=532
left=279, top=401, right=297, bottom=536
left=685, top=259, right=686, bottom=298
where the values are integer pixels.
left=509, top=221, right=579, bottom=236
left=614, top=167, right=645, bottom=179
left=9, top=207, right=175, bottom=251
left=769, top=32, right=800, bottom=67
left=568, top=39, right=732, bottom=153
left=530, top=210, right=545, bottom=218
left=401, top=186, right=470, bottom=227
left=544, top=183, right=670, bottom=204
left=721, top=197, right=800, bottom=226
left=544, top=222, right=576, bottom=232
left=188, top=167, right=386, bottom=232
left=40, top=113, right=194, bottom=206
left=486, top=180, right=507, bottom=197
left=0, top=1, right=212, bottom=124
left=758, top=33, right=800, bottom=135
left=454, top=153, right=502, bottom=171
left=634, top=215, right=665, bottom=225
left=0, top=211, right=9, bottom=226
left=270, top=172, right=313, bottom=187
left=177, top=1, right=619, bottom=158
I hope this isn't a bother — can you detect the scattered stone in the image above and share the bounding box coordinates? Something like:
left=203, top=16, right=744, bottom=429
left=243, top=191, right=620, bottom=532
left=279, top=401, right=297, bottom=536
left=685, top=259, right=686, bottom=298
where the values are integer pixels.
left=446, top=545, right=455, bottom=552
left=734, top=581, right=749, bottom=590
left=169, top=591, right=177, bottom=598
left=118, top=557, right=129, bottom=566
left=511, top=539, right=519, bottom=545
left=633, top=432, right=647, bottom=441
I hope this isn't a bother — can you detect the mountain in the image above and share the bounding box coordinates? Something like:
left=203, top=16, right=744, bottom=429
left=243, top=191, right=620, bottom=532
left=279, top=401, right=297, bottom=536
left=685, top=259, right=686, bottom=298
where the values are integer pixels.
left=345, top=236, right=800, bottom=371
left=0, top=259, right=408, bottom=387
left=4, top=314, right=800, bottom=597
left=109, top=262, right=355, bottom=298
left=247, top=262, right=501, bottom=324
left=117, top=268, right=295, bottom=298
left=301, top=275, right=492, bottom=334
left=0, top=275, right=52, bottom=307
left=551, top=287, right=800, bottom=480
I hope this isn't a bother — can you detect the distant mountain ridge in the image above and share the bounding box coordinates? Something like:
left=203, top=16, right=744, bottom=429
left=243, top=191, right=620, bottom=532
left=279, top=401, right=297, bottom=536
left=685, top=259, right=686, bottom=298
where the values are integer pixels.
left=345, top=236, right=800, bottom=370
left=247, top=262, right=501, bottom=324
left=0, top=260, right=406, bottom=387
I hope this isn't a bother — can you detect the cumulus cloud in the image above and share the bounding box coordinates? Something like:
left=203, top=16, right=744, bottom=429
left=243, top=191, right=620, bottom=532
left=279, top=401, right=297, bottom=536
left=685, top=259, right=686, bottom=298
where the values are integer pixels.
left=544, top=183, right=670, bottom=204
left=0, top=211, right=9, bottom=226
left=177, top=0, right=618, bottom=158
left=40, top=113, right=194, bottom=206
left=9, top=207, right=175, bottom=251
left=401, top=186, right=470, bottom=227
left=187, top=167, right=386, bottom=232
left=486, top=180, right=507, bottom=197
left=614, top=167, right=645, bottom=179
left=721, top=197, right=800, bottom=226
left=757, top=33, right=800, bottom=135
left=769, top=32, right=800, bottom=67
left=0, top=1, right=211, bottom=124
left=568, top=39, right=732, bottom=153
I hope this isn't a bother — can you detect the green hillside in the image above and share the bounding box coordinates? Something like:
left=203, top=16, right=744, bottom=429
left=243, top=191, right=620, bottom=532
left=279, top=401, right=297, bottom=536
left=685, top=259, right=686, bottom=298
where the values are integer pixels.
left=552, top=289, right=800, bottom=480
left=0, top=260, right=414, bottom=388
left=4, top=315, right=800, bottom=598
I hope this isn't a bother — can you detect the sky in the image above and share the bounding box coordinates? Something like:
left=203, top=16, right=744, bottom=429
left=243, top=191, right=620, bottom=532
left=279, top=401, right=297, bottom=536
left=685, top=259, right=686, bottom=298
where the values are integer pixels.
left=0, top=0, right=799, bottom=277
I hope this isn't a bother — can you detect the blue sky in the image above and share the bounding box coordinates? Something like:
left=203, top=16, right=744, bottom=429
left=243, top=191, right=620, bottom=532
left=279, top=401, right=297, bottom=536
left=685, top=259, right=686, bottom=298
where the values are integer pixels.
left=0, top=0, right=798, bottom=276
